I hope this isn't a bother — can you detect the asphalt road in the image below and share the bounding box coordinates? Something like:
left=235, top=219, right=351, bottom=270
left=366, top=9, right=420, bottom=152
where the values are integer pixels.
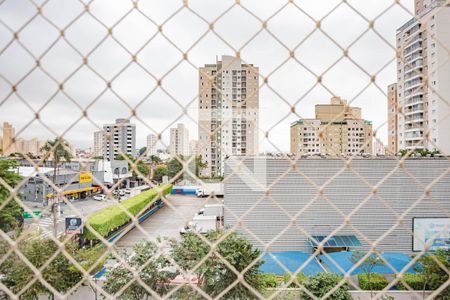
left=114, top=194, right=209, bottom=249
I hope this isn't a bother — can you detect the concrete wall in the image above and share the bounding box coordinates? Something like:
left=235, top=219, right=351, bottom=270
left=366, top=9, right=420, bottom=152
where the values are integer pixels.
left=224, top=157, right=450, bottom=253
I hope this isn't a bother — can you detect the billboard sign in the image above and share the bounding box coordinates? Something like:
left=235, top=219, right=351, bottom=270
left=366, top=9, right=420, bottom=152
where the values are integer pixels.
left=79, top=172, right=93, bottom=183
left=413, top=218, right=450, bottom=252
left=65, top=217, right=83, bottom=234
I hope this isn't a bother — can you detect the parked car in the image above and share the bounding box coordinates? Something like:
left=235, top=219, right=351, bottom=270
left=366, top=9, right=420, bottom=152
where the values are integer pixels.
left=93, top=194, right=106, bottom=201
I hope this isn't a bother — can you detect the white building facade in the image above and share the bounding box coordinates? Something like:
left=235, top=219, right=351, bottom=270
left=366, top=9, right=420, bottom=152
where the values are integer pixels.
left=103, top=119, right=136, bottom=161
left=146, top=134, right=157, bottom=157
left=169, top=123, right=189, bottom=157
left=199, top=55, right=259, bottom=177
left=396, top=1, right=450, bottom=154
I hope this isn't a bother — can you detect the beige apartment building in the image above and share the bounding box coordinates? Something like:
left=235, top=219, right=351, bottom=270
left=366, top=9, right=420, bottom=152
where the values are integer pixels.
left=387, top=83, right=398, bottom=154
left=198, top=55, right=259, bottom=177
left=2, top=122, right=15, bottom=156
left=93, top=130, right=104, bottom=157
left=395, top=0, right=450, bottom=154
left=290, top=97, right=373, bottom=156
left=169, top=123, right=189, bottom=157
left=1, top=122, right=47, bottom=157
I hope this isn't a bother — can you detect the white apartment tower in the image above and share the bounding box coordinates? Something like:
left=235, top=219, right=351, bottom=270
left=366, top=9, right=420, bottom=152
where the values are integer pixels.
left=199, top=55, right=259, bottom=177
left=93, top=131, right=104, bottom=157
left=146, top=134, right=157, bottom=157
left=103, top=119, right=136, bottom=161
left=396, top=0, right=450, bottom=154
left=169, top=123, right=189, bottom=156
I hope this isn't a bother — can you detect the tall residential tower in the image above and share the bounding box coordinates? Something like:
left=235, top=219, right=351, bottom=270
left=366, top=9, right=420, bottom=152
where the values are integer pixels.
left=198, top=55, right=259, bottom=177
left=169, top=123, right=189, bottom=157
left=396, top=0, right=450, bottom=154
left=103, top=119, right=136, bottom=161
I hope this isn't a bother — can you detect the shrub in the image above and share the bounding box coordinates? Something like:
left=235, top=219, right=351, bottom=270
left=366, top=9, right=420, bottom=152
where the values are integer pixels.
left=258, top=273, right=278, bottom=289
left=396, top=273, right=426, bottom=290
left=358, top=273, right=389, bottom=290
left=83, top=184, right=172, bottom=240
left=283, top=272, right=308, bottom=287
left=302, top=272, right=352, bottom=300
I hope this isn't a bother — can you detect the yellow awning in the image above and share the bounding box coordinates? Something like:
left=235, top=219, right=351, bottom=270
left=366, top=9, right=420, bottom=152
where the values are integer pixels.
left=46, top=187, right=95, bottom=198
left=63, top=187, right=95, bottom=195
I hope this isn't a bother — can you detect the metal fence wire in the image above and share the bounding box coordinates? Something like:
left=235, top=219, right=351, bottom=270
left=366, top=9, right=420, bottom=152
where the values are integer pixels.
left=1, top=0, right=450, bottom=299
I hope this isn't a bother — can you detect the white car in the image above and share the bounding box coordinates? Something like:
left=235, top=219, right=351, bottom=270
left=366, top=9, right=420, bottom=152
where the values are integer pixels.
left=93, top=194, right=106, bottom=201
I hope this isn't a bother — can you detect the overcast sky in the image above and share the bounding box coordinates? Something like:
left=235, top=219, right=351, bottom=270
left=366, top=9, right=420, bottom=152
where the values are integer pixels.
left=0, top=0, right=415, bottom=152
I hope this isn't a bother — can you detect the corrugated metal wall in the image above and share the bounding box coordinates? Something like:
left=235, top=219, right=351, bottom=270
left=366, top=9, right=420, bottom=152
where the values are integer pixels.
left=224, top=157, right=450, bottom=253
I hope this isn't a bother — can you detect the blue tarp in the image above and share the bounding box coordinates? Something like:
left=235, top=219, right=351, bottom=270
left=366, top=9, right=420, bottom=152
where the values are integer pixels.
left=319, top=252, right=417, bottom=275
left=260, top=252, right=325, bottom=276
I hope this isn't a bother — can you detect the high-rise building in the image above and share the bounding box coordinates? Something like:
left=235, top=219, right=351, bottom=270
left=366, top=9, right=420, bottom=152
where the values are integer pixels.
left=290, top=97, right=373, bottom=156
left=198, top=55, right=259, bottom=177
left=103, top=119, right=136, bottom=161
left=93, top=131, right=104, bottom=158
left=396, top=0, right=450, bottom=154
left=169, top=123, right=189, bottom=157
left=146, top=134, right=157, bottom=157
left=2, top=122, right=15, bottom=156
left=387, top=83, right=398, bottom=154
left=189, top=140, right=199, bottom=157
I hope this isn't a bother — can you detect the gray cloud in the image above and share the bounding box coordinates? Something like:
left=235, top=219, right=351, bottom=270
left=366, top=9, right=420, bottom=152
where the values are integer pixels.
left=0, top=0, right=415, bottom=151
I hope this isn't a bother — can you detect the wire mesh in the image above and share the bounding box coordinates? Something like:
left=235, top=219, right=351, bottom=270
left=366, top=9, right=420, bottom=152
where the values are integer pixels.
left=1, top=0, right=450, bottom=299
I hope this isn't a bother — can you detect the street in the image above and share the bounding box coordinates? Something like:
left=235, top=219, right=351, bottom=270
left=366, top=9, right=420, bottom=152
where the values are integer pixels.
left=23, top=197, right=120, bottom=239
left=114, top=194, right=210, bottom=249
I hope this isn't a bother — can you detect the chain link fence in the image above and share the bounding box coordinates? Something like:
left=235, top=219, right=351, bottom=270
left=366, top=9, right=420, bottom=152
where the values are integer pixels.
left=1, top=0, right=450, bottom=299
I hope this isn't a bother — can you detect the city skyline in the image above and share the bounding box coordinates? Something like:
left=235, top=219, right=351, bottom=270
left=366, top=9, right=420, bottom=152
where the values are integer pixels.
left=0, top=1, right=416, bottom=152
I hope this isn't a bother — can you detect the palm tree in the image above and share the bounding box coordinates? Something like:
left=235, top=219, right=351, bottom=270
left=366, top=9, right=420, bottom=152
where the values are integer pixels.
left=40, top=137, right=73, bottom=237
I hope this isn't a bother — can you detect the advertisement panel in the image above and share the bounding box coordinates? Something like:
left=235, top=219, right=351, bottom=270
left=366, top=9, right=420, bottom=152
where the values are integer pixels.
left=413, top=218, right=450, bottom=252
left=65, top=217, right=83, bottom=234
left=79, top=172, right=93, bottom=183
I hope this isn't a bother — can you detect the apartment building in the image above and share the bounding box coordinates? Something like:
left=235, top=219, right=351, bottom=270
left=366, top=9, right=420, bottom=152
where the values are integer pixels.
left=146, top=134, right=157, bottom=157
left=198, top=55, right=259, bottom=177
left=290, top=97, right=373, bottom=156
left=189, top=140, right=199, bottom=157
left=169, top=123, right=189, bottom=156
left=396, top=0, right=450, bottom=154
left=103, top=119, right=136, bottom=161
left=224, top=156, right=450, bottom=253
left=2, top=122, right=15, bottom=156
left=387, top=84, right=398, bottom=154
left=1, top=122, right=48, bottom=157
left=93, top=130, right=104, bottom=157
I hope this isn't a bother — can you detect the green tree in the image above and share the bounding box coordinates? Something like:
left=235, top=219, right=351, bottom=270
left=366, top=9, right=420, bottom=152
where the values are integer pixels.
left=104, top=240, right=175, bottom=299
left=0, top=237, right=83, bottom=300
left=167, top=156, right=184, bottom=179
left=302, top=273, right=352, bottom=300
left=138, top=147, right=147, bottom=157
left=149, top=155, right=162, bottom=165
left=415, top=249, right=450, bottom=299
left=0, top=160, right=23, bottom=232
left=171, top=229, right=264, bottom=299
left=115, top=153, right=150, bottom=178
left=152, top=166, right=168, bottom=182
left=350, top=252, right=385, bottom=295
left=194, top=155, right=208, bottom=177
left=41, top=137, right=73, bottom=237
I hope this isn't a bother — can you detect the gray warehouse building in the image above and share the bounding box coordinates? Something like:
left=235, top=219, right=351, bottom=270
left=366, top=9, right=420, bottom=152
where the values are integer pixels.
left=224, top=156, right=450, bottom=253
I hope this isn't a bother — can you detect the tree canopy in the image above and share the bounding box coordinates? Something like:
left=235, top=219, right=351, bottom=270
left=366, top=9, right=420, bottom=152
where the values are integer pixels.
left=0, top=159, right=23, bottom=232
left=170, top=229, right=264, bottom=299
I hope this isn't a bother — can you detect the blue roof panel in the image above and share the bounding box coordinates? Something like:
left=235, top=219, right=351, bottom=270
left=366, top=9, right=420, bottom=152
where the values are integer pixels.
left=319, top=252, right=417, bottom=275
left=260, top=252, right=325, bottom=276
